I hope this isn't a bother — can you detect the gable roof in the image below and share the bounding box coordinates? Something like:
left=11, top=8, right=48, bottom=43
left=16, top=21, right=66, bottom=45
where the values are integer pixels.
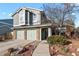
left=12, top=7, right=43, bottom=17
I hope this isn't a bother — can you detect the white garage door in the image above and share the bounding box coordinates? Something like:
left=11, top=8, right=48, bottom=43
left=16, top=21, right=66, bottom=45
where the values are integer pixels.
left=27, top=30, right=36, bottom=40
left=17, top=30, right=25, bottom=40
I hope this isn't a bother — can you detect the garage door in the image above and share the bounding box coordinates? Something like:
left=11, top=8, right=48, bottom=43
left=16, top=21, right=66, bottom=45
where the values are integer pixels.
left=17, top=30, right=25, bottom=40
left=27, top=30, right=36, bottom=40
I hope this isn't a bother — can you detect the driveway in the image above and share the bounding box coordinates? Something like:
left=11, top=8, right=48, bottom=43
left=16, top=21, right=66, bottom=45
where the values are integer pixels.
left=0, top=40, right=34, bottom=55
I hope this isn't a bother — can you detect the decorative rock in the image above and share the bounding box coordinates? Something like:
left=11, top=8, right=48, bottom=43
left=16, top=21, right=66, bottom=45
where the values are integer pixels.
left=50, top=46, right=54, bottom=50
left=76, top=48, right=79, bottom=52
left=69, top=44, right=73, bottom=46
left=68, top=44, right=76, bottom=53
left=71, top=53, right=76, bottom=56
left=68, top=44, right=73, bottom=48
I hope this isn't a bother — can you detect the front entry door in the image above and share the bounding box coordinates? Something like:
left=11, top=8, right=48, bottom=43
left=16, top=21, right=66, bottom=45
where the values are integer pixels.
left=41, top=28, right=48, bottom=40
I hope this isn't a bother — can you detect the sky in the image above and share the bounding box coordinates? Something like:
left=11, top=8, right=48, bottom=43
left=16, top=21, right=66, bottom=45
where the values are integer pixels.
left=0, top=3, right=79, bottom=28
left=0, top=3, right=43, bottom=19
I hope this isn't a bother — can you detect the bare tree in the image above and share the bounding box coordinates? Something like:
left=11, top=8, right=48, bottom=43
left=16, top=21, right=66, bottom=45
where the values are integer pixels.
left=43, top=3, right=79, bottom=35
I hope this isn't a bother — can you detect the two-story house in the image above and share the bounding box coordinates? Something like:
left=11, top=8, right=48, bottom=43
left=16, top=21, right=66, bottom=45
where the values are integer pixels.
left=12, top=7, right=53, bottom=41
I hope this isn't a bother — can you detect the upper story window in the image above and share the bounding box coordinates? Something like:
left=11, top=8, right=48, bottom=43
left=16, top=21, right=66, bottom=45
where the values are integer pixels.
left=33, top=14, right=36, bottom=19
left=33, top=13, right=36, bottom=16
left=25, top=10, right=28, bottom=24
left=33, top=13, right=37, bottom=22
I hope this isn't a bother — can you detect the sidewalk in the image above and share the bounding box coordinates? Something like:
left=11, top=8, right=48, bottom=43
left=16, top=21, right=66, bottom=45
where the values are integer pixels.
left=32, top=40, right=50, bottom=56
left=0, top=40, right=34, bottom=55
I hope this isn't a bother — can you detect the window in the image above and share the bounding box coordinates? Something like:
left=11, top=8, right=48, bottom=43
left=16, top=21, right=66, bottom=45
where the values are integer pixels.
left=33, top=13, right=37, bottom=22
left=33, top=14, right=36, bottom=17
left=33, top=13, right=36, bottom=20
left=25, top=10, right=28, bottom=24
left=29, top=12, right=33, bottom=25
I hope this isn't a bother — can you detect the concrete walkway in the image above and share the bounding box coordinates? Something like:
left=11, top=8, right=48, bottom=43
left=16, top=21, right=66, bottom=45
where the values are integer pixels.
left=0, top=40, right=34, bottom=55
left=32, top=40, right=50, bottom=56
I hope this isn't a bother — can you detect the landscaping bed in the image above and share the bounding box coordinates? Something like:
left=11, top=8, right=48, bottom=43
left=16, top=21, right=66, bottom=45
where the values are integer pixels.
left=4, top=41, right=40, bottom=56
left=49, top=41, right=79, bottom=56
left=47, top=35, right=79, bottom=56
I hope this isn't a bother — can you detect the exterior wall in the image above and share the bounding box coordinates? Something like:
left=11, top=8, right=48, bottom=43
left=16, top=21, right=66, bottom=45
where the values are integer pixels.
left=13, top=30, right=17, bottom=39
left=13, top=9, right=25, bottom=26
left=13, top=27, right=52, bottom=41
left=19, top=10, right=26, bottom=25
left=24, top=8, right=41, bottom=25
left=13, top=13, right=19, bottom=26
left=36, top=28, right=40, bottom=41
left=48, top=27, right=52, bottom=37
left=13, top=8, right=42, bottom=27
left=12, top=8, right=53, bottom=41
left=32, top=11, right=41, bottom=25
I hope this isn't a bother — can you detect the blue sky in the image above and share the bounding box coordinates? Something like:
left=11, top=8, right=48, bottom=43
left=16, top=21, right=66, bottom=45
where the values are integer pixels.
left=0, top=3, right=43, bottom=19
left=0, top=3, right=79, bottom=27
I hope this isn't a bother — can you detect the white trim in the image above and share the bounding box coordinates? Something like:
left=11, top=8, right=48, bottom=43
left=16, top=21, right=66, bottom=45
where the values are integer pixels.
left=40, top=28, right=41, bottom=41
left=48, top=27, right=51, bottom=37
left=12, top=7, right=42, bottom=17
left=27, top=11, right=30, bottom=25
left=14, top=23, right=52, bottom=29
left=13, top=25, right=20, bottom=27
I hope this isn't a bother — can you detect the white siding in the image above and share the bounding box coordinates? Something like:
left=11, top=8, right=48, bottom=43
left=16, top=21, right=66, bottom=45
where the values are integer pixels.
left=13, top=13, right=19, bottom=26
left=33, top=13, right=41, bottom=25
left=19, top=10, right=25, bottom=25
left=48, top=28, right=52, bottom=37
left=13, top=8, right=42, bottom=26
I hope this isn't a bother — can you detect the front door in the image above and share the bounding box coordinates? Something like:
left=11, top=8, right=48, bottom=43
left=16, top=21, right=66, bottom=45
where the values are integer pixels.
left=41, top=28, right=48, bottom=40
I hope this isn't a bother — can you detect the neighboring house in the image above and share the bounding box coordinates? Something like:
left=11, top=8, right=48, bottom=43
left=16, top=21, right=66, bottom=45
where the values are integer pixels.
left=0, top=19, right=13, bottom=40
left=12, top=7, right=53, bottom=41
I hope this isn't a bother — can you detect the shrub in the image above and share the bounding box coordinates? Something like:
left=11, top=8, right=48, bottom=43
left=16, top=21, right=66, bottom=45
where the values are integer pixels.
left=47, top=35, right=67, bottom=45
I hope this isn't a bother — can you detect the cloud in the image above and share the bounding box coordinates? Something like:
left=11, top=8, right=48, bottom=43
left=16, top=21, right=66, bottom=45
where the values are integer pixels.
left=72, top=13, right=75, bottom=15
left=0, top=12, right=12, bottom=19
left=8, top=13, right=12, bottom=16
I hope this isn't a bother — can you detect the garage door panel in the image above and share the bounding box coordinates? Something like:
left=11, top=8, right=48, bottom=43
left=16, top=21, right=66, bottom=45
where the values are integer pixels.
left=17, top=30, right=25, bottom=40
left=27, top=30, right=36, bottom=40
